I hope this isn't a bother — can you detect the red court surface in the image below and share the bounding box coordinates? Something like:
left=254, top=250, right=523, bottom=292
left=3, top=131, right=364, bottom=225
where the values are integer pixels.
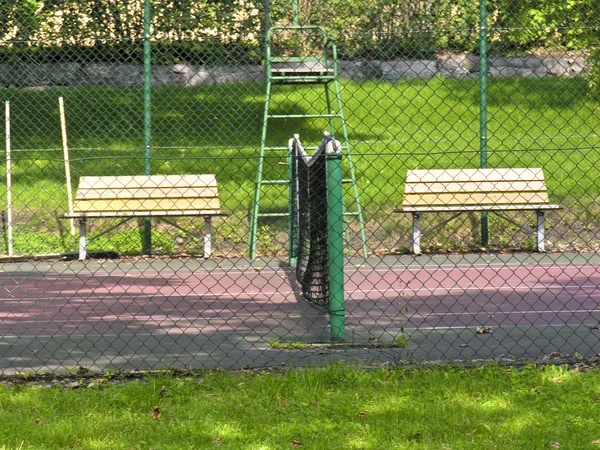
left=0, top=252, right=599, bottom=372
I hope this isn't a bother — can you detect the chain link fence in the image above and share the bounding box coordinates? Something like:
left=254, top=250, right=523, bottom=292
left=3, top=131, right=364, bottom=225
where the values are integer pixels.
left=0, top=0, right=599, bottom=374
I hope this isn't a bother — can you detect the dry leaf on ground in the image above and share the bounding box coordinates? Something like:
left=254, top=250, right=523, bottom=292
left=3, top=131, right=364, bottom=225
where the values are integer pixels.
left=476, top=326, right=493, bottom=334
left=151, top=406, right=161, bottom=419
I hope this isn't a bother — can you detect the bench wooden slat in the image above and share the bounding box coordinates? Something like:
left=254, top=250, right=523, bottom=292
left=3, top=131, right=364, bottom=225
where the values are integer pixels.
left=406, top=168, right=544, bottom=184
left=74, top=197, right=221, bottom=213
left=403, top=192, right=550, bottom=207
left=65, top=210, right=222, bottom=218
left=405, top=180, right=547, bottom=194
left=77, top=186, right=219, bottom=200
left=402, top=204, right=560, bottom=213
left=74, top=174, right=221, bottom=214
left=78, top=174, right=217, bottom=190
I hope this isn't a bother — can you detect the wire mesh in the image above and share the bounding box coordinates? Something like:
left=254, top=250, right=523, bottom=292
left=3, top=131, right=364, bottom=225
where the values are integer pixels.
left=0, top=0, right=599, bottom=374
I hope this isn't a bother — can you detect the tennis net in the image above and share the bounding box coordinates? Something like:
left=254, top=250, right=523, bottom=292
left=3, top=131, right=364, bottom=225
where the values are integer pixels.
left=290, top=133, right=340, bottom=306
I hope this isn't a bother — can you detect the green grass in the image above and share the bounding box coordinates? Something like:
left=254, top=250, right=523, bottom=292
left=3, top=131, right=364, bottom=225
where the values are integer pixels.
left=1, top=76, right=599, bottom=255
left=1, top=364, right=600, bottom=449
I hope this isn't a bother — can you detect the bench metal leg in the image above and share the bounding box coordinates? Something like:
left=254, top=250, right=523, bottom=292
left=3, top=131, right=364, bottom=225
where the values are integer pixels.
left=204, top=216, right=212, bottom=259
left=412, top=213, right=421, bottom=255
left=537, top=211, right=545, bottom=252
left=78, top=218, right=87, bottom=261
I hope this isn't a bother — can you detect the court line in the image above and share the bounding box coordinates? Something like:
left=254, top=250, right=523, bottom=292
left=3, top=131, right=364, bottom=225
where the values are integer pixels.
left=1, top=259, right=595, bottom=279
left=350, top=261, right=600, bottom=274
left=0, top=281, right=598, bottom=302
left=4, top=308, right=598, bottom=326
left=414, top=309, right=600, bottom=318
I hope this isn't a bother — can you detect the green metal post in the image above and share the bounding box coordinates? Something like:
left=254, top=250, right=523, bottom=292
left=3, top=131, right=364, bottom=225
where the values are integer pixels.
left=142, top=0, right=152, bottom=255
left=248, top=35, right=272, bottom=259
left=331, top=41, right=368, bottom=258
left=479, top=0, right=489, bottom=247
left=292, top=0, right=299, bottom=26
left=327, top=150, right=345, bottom=341
left=264, top=0, right=270, bottom=35
left=288, top=143, right=296, bottom=266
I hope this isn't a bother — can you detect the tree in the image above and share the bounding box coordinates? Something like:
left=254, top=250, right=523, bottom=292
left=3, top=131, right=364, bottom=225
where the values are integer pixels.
left=0, top=1, right=44, bottom=43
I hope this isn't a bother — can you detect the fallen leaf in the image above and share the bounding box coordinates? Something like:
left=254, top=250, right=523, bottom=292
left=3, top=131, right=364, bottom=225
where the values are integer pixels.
left=290, top=440, right=303, bottom=447
left=408, top=433, right=423, bottom=441
left=277, top=397, right=287, bottom=406
left=592, top=439, right=600, bottom=446
left=466, top=429, right=477, bottom=438
left=549, top=442, right=560, bottom=449
left=476, top=326, right=493, bottom=334
left=151, top=406, right=161, bottom=419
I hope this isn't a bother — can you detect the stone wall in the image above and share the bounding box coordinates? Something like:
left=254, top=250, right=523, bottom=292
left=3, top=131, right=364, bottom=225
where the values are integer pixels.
left=0, top=54, right=588, bottom=89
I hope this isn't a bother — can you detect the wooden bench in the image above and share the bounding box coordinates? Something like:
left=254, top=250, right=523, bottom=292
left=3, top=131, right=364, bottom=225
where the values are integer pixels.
left=63, top=174, right=223, bottom=260
left=398, top=168, right=560, bottom=254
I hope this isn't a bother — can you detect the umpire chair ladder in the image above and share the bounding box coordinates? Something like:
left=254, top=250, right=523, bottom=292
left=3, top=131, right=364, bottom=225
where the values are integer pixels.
left=248, top=25, right=367, bottom=259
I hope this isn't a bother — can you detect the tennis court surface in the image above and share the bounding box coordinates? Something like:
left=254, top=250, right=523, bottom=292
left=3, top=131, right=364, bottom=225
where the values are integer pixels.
left=1, top=251, right=599, bottom=374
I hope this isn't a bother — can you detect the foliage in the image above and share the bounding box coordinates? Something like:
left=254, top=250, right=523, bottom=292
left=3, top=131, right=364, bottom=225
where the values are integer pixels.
left=269, top=0, right=599, bottom=59
left=489, top=0, right=597, bottom=53
left=0, top=1, right=598, bottom=63
left=0, top=1, right=43, bottom=43
left=0, top=0, right=264, bottom=65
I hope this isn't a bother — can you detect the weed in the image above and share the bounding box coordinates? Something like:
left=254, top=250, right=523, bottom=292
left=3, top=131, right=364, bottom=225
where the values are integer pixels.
left=395, top=333, right=409, bottom=348
left=269, top=339, right=308, bottom=350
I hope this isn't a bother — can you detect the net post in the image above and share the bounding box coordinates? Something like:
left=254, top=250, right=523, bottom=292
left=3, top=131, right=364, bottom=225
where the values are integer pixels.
left=327, top=147, right=345, bottom=341
left=288, top=136, right=298, bottom=266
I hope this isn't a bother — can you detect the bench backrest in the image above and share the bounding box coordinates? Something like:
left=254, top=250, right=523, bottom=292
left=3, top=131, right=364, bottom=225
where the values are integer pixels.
left=402, top=168, right=551, bottom=209
left=74, top=174, right=220, bottom=214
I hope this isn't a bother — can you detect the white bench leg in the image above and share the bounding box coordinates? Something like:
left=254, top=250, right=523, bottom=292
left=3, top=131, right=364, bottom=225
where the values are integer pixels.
left=537, top=211, right=545, bottom=252
left=413, top=213, right=421, bottom=255
left=78, top=218, right=87, bottom=261
left=204, top=216, right=212, bottom=258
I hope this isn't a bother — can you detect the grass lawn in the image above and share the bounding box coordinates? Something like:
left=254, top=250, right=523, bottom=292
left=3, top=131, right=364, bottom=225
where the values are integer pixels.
left=1, top=363, right=600, bottom=449
left=1, top=76, right=599, bottom=255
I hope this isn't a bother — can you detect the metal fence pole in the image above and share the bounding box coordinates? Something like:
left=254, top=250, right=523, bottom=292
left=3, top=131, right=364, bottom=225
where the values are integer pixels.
left=264, top=0, right=270, bottom=39
left=142, top=0, right=153, bottom=255
left=292, top=0, right=299, bottom=26
left=479, top=0, right=489, bottom=246
left=327, top=150, right=345, bottom=341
